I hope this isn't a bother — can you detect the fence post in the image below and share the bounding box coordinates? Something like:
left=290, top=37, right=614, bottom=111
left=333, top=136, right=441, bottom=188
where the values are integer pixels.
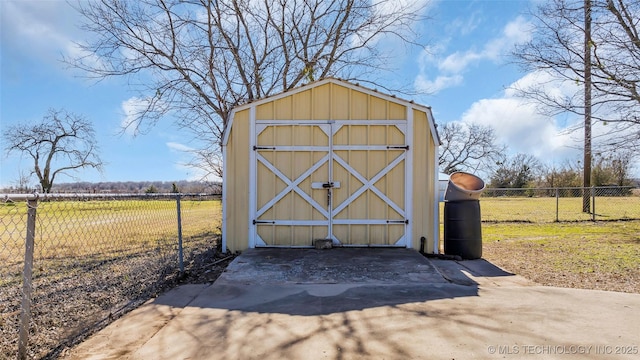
left=555, top=188, right=559, bottom=222
left=18, top=198, right=37, bottom=360
left=176, top=194, right=184, bottom=274
left=591, top=187, right=596, bottom=221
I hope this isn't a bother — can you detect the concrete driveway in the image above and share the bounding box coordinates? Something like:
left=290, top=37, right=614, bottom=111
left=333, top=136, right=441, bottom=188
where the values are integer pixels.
left=67, top=248, right=640, bottom=360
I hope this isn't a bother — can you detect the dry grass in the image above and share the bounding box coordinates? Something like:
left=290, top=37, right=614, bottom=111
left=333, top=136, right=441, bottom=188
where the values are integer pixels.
left=0, top=197, right=228, bottom=360
left=481, top=221, right=640, bottom=293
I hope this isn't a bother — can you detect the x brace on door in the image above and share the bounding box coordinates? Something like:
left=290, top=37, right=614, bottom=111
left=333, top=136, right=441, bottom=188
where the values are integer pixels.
left=251, top=120, right=410, bottom=247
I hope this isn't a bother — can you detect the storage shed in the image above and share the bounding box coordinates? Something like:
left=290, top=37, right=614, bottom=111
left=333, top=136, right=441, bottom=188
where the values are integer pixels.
left=222, top=78, right=441, bottom=253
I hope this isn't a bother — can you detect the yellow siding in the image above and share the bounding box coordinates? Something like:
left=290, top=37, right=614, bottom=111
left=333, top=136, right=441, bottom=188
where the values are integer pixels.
left=411, top=109, right=435, bottom=252
left=275, top=96, right=293, bottom=120
left=255, top=82, right=408, bottom=122
left=389, top=102, right=405, bottom=119
left=226, top=79, right=435, bottom=251
left=312, top=84, right=331, bottom=120
left=369, top=96, right=387, bottom=120
left=330, top=85, right=348, bottom=119
left=226, top=109, right=250, bottom=252
left=292, top=89, right=312, bottom=119
left=256, top=102, right=273, bottom=120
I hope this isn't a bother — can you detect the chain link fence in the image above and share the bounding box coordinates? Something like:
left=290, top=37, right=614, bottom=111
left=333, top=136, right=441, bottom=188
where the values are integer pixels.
left=479, top=186, right=640, bottom=222
left=3, top=187, right=638, bottom=358
left=1, top=193, right=223, bottom=360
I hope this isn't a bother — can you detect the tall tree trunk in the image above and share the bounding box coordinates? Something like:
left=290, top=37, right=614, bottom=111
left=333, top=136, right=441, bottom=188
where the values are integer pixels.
left=583, top=0, right=593, bottom=213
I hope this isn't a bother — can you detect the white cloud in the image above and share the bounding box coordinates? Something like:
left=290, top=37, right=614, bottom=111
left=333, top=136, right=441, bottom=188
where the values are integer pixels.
left=373, top=0, right=431, bottom=17
left=416, top=16, right=532, bottom=94
left=446, top=11, right=482, bottom=36
left=452, top=70, right=588, bottom=168
left=2, top=2, right=78, bottom=62
left=415, top=73, right=463, bottom=94
left=505, top=70, right=581, bottom=106
left=1, top=1, right=105, bottom=75
left=349, top=0, right=433, bottom=48
left=166, top=142, right=194, bottom=152
left=460, top=97, right=579, bottom=159
left=438, top=51, right=482, bottom=73
left=121, top=97, right=152, bottom=136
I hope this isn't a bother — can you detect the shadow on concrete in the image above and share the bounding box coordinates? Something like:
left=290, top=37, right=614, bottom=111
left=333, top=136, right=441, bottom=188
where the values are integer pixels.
left=427, top=257, right=517, bottom=286
left=150, top=248, right=503, bottom=316
left=67, top=249, right=640, bottom=360
left=187, top=282, right=479, bottom=316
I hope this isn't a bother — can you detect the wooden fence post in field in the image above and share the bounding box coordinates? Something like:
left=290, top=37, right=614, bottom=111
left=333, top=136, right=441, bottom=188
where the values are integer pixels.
left=18, top=198, right=37, bottom=360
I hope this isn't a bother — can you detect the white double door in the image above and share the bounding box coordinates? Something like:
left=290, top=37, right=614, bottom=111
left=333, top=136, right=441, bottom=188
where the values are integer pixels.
left=251, top=120, right=409, bottom=247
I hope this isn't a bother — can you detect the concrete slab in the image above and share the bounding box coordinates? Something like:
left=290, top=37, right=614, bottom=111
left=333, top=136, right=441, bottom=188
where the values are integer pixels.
left=66, top=249, right=640, bottom=360
left=217, top=248, right=449, bottom=285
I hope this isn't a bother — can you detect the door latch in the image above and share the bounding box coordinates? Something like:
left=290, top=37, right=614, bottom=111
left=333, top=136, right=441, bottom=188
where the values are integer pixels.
left=312, top=181, right=341, bottom=189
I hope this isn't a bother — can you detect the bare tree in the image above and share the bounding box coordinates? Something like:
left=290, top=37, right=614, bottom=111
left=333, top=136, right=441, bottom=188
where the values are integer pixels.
left=438, top=122, right=506, bottom=176
left=2, top=109, right=103, bottom=193
left=592, top=151, right=635, bottom=186
left=513, top=0, right=640, bottom=140
left=541, top=161, right=583, bottom=188
left=68, top=0, right=428, bottom=178
left=489, top=153, right=543, bottom=189
left=512, top=0, right=640, bottom=211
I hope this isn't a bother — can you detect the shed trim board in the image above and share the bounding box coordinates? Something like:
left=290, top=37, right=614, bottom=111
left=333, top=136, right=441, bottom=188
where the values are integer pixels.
left=221, top=137, right=227, bottom=253
left=248, top=105, right=257, bottom=248
left=222, top=78, right=440, bottom=253
left=433, top=147, right=440, bottom=253
left=405, top=107, right=414, bottom=250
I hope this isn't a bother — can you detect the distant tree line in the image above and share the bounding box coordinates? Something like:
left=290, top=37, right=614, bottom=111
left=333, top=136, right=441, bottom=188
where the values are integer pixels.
left=1, top=180, right=221, bottom=195
left=439, top=121, right=637, bottom=195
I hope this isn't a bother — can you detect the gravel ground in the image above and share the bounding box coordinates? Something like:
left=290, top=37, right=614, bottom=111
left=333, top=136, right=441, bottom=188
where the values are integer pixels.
left=0, top=237, right=235, bottom=360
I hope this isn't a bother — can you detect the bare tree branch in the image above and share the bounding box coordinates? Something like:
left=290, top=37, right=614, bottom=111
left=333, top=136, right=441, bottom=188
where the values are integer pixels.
left=512, top=0, right=640, bottom=151
left=438, top=122, right=506, bottom=176
left=67, top=0, right=429, bottom=177
left=2, top=109, right=104, bottom=193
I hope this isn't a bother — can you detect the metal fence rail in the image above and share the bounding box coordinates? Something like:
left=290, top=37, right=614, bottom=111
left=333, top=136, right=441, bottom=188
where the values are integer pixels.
left=0, top=193, right=221, bottom=360
left=479, top=186, right=639, bottom=223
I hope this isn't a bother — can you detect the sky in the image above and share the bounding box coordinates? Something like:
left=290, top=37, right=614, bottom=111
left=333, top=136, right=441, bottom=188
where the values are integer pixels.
left=1, top=0, right=635, bottom=189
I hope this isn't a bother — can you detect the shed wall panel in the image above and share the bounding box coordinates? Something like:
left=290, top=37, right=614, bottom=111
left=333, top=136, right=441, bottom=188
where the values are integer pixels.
left=312, top=84, right=331, bottom=120
left=227, top=109, right=250, bottom=252
left=256, top=102, right=273, bottom=120
left=332, top=85, right=350, bottom=119
left=411, top=109, right=435, bottom=251
left=389, top=102, right=406, bottom=119
left=369, top=96, right=387, bottom=120
left=292, top=90, right=312, bottom=119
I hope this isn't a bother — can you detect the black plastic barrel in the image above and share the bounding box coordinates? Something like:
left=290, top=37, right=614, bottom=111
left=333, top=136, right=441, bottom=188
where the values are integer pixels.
left=444, top=200, right=482, bottom=259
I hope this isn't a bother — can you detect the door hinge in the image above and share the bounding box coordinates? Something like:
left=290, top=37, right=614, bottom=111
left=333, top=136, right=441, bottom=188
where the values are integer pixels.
left=387, top=145, right=409, bottom=150
left=253, top=146, right=276, bottom=151
left=253, top=220, right=276, bottom=225
left=386, top=219, right=409, bottom=224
